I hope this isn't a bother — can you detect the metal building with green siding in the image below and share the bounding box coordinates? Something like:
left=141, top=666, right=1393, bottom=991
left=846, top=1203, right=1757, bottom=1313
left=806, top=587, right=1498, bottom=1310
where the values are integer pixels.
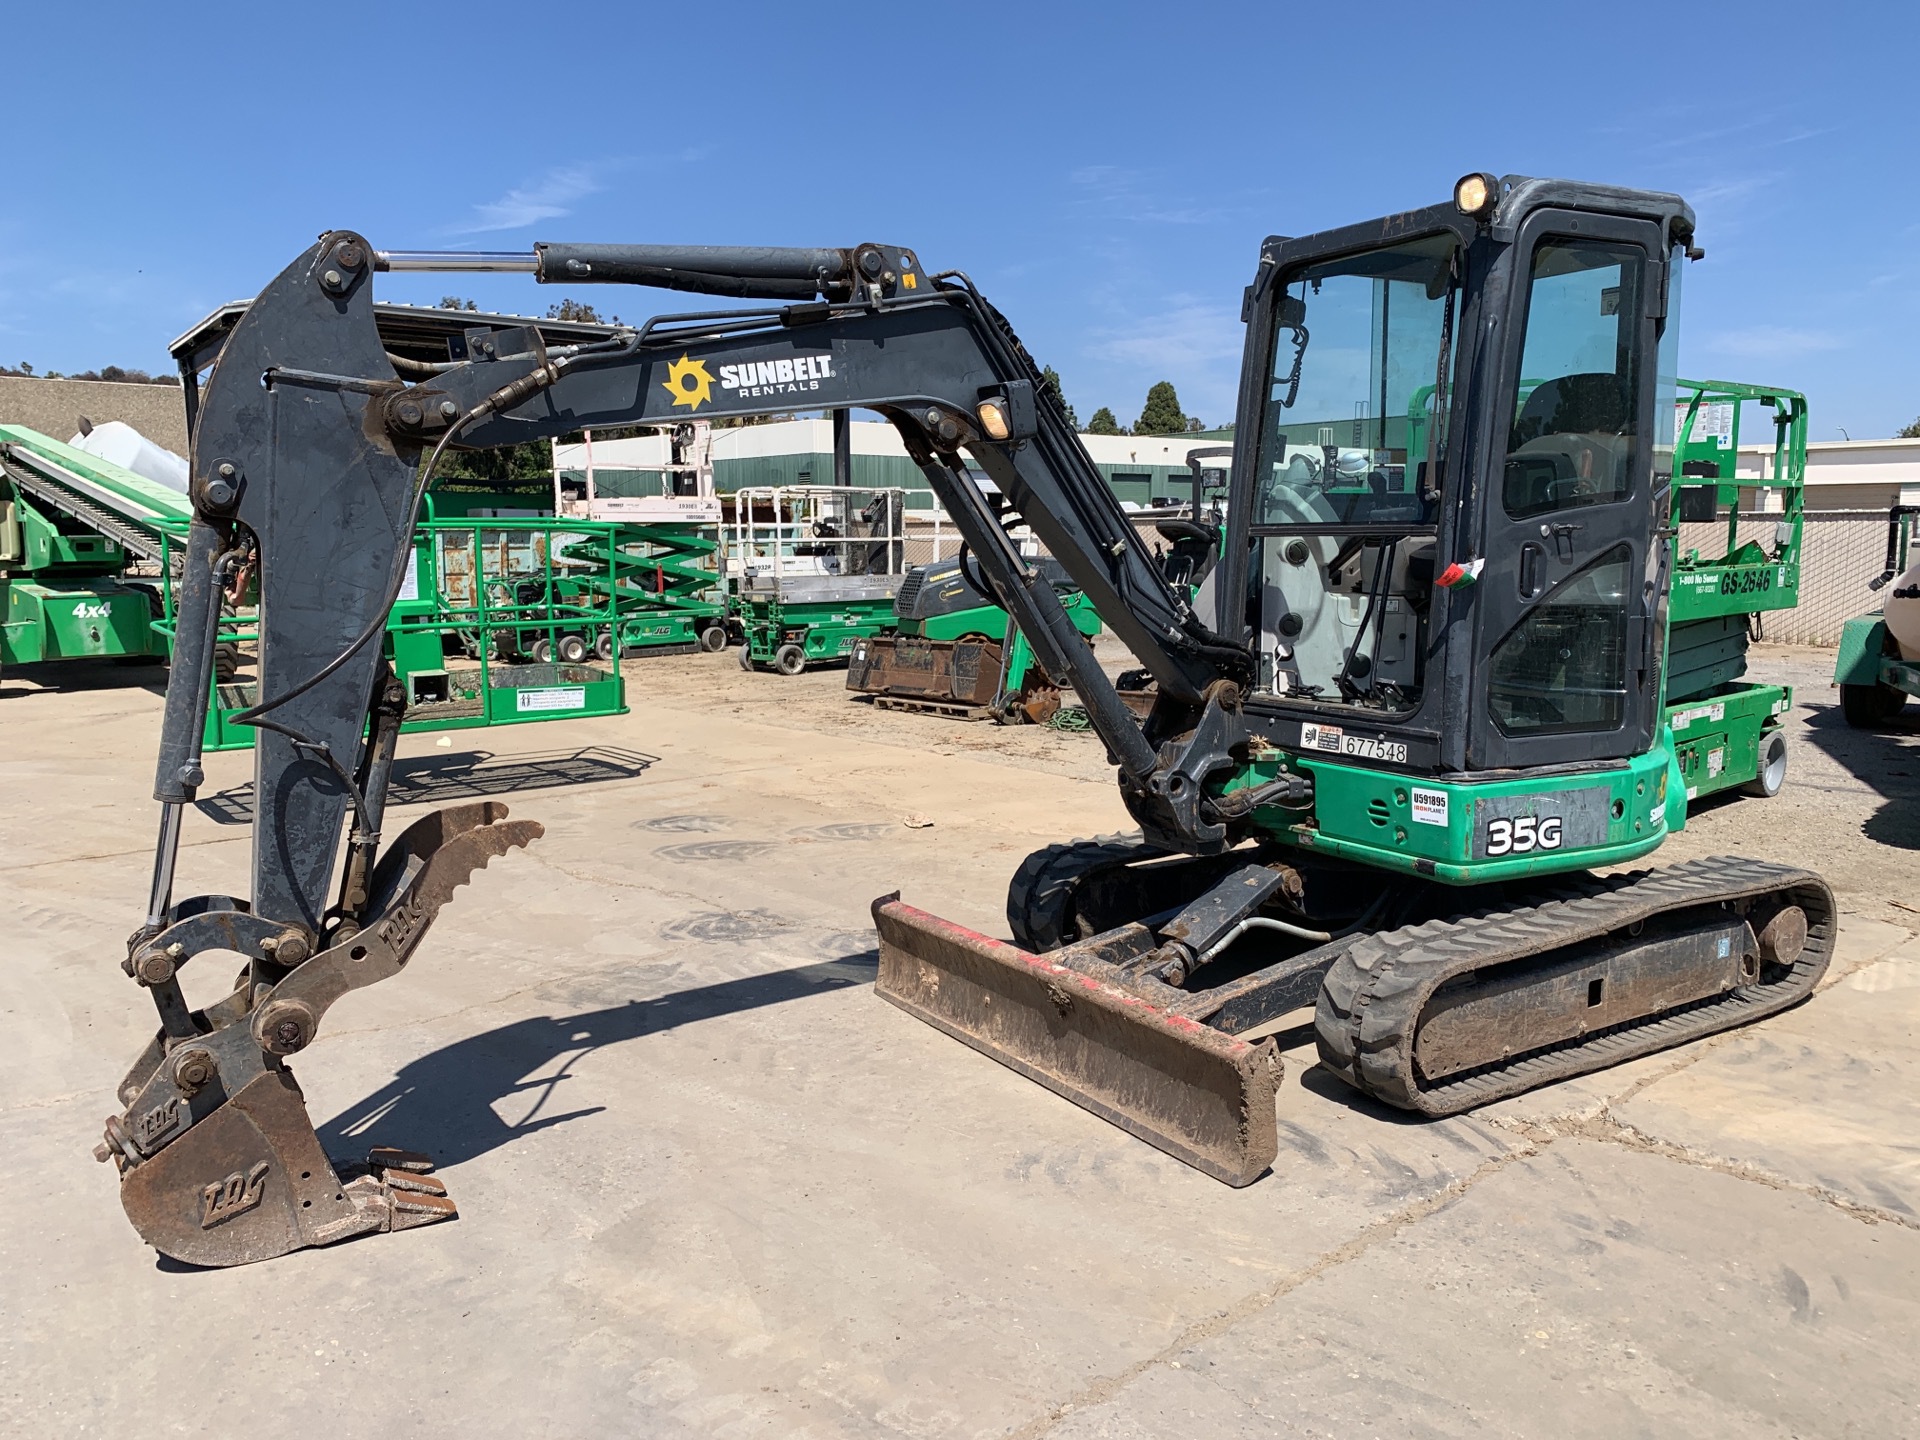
left=553, top=419, right=1234, bottom=514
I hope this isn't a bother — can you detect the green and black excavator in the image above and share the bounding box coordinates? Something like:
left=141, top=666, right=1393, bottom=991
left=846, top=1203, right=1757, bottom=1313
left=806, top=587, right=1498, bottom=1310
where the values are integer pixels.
left=101, top=174, right=1831, bottom=1264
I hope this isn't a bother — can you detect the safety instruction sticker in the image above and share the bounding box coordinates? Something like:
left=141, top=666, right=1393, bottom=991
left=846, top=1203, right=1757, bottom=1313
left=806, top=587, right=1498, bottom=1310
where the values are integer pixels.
left=1669, top=701, right=1725, bottom=732
left=1410, top=787, right=1449, bottom=827
left=1679, top=399, right=1736, bottom=449
left=516, top=686, right=587, bottom=713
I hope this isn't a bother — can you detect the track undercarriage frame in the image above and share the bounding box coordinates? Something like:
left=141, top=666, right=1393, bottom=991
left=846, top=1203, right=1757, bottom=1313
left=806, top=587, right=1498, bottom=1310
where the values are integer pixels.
left=875, top=838, right=1832, bottom=1184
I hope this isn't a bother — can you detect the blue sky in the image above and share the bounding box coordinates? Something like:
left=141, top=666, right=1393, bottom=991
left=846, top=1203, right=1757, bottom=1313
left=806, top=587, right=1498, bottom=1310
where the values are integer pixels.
left=5, top=1, right=1915, bottom=436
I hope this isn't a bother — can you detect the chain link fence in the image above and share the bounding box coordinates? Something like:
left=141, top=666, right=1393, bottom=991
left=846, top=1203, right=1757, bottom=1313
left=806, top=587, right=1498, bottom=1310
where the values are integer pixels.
left=908, top=508, right=1895, bottom=648
left=1681, top=509, right=1892, bottom=646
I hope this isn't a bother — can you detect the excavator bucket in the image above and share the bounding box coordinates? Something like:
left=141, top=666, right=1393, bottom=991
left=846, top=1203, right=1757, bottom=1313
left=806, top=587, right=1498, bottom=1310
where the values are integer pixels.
left=849, top=634, right=1006, bottom=713
left=100, top=802, right=541, bottom=1266
left=871, top=898, right=1283, bottom=1185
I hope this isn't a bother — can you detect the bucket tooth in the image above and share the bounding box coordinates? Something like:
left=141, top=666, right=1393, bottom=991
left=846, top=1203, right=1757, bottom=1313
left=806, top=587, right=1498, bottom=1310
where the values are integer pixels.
left=343, top=1155, right=458, bottom=1231
left=871, top=896, right=1282, bottom=1186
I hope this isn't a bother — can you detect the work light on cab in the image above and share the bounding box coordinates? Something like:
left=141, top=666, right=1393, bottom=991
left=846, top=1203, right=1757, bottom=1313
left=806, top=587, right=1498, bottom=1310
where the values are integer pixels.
left=1453, top=172, right=1498, bottom=218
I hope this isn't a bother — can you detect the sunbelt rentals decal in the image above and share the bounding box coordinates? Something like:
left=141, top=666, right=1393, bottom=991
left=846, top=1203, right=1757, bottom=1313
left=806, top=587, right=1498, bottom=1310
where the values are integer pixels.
left=661, top=352, right=836, bottom=411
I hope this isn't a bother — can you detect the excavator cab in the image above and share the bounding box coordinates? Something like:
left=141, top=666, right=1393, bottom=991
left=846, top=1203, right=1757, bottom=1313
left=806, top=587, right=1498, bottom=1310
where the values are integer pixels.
left=1229, top=188, right=1672, bottom=774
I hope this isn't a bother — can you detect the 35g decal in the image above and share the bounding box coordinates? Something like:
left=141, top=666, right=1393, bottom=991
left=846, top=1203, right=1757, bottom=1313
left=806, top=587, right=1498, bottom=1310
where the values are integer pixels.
left=1484, top=814, right=1563, bottom=856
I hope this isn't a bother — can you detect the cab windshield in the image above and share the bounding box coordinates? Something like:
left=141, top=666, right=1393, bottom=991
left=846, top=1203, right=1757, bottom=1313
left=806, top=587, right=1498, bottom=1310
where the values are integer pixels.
left=1246, top=231, right=1459, bottom=713
left=1255, top=231, right=1458, bottom=529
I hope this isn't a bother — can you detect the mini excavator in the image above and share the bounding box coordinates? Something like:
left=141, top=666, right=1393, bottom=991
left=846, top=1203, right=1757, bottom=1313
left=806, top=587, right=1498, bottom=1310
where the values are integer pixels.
left=99, top=175, right=1833, bottom=1264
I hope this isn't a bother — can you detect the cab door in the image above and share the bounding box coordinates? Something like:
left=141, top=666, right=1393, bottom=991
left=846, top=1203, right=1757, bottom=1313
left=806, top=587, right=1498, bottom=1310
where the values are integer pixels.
left=1467, top=210, right=1670, bottom=772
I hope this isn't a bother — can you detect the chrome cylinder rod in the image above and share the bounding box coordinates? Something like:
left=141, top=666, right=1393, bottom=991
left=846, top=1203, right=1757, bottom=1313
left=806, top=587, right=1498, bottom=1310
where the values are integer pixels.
left=144, top=802, right=185, bottom=931
left=372, top=250, right=538, bottom=273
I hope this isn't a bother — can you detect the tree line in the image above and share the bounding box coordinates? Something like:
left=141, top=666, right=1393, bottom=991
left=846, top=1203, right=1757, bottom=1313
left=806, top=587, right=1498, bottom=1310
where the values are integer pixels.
left=1040, top=368, right=1215, bottom=436
left=0, top=361, right=179, bottom=385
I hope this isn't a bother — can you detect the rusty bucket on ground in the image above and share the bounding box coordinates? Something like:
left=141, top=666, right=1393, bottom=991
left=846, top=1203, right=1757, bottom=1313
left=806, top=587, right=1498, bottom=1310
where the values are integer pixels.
left=848, top=634, right=1003, bottom=706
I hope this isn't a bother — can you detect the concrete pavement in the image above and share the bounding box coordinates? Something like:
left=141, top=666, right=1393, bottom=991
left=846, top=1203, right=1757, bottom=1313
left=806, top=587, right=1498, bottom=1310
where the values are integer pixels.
left=2, top=646, right=1915, bottom=1437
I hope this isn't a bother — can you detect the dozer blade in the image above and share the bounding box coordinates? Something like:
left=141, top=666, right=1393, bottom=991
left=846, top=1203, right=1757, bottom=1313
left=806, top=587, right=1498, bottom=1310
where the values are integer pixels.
left=101, top=802, right=539, bottom=1266
left=871, top=897, right=1282, bottom=1185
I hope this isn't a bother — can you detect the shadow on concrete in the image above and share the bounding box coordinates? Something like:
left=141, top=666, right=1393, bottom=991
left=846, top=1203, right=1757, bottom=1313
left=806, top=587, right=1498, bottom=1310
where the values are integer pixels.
left=1296, top=1063, right=1442, bottom=1124
left=316, top=951, right=877, bottom=1168
left=192, top=745, right=658, bottom=826
left=0, top=656, right=165, bottom=697
left=1796, top=702, right=1920, bottom=850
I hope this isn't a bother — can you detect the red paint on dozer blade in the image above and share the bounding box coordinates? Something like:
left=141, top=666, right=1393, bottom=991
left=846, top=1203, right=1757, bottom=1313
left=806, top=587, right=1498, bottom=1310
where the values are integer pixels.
left=871, top=897, right=1282, bottom=1185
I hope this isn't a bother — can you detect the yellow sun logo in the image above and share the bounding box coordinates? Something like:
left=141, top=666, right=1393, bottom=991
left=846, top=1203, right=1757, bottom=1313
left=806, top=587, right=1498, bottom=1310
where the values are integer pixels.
left=663, top=354, right=714, bottom=411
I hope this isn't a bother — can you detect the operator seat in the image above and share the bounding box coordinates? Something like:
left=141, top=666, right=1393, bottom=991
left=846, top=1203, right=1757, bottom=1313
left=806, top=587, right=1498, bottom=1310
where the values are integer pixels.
left=1155, top=517, right=1218, bottom=591
left=1505, top=372, right=1633, bottom=515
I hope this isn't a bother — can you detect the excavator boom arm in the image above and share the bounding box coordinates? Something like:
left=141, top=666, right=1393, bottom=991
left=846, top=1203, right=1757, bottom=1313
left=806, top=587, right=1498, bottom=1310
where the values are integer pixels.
left=102, top=231, right=1254, bottom=1265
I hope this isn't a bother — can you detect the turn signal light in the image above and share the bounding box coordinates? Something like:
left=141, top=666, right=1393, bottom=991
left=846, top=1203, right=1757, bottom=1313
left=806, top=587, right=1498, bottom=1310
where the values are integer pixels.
left=977, top=399, right=1011, bottom=440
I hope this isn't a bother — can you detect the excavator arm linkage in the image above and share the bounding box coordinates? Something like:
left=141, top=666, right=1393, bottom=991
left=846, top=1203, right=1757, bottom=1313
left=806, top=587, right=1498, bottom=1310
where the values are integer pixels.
left=101, top=233, right=1254, bottom=1264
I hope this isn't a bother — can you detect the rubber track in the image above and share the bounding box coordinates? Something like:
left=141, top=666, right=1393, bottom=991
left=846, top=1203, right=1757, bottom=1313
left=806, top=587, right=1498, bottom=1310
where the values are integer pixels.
left=1005, top=832, right=1156, bottom=951
left=1314, top=855, right=1835, bottom=1115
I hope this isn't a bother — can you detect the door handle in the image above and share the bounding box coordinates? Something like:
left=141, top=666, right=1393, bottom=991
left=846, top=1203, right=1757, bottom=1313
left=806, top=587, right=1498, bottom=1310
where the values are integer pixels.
left=1519, top=542, right=1546, bottom=599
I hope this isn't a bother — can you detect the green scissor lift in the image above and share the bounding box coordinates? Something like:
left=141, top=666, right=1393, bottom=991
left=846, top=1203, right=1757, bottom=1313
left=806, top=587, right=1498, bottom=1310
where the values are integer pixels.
left=549, top=422, right=730, bottom=656
left=1661, top=378, right=1806, bottom=800
left=729, top=485, right=909, bottom=675
left=0, top=424, right=183, bottom=668
left=553, top=521, right=728, bottom=657
left=175, top=510, right=631, bottom=752
left=0, top=424, right=630, bottom=747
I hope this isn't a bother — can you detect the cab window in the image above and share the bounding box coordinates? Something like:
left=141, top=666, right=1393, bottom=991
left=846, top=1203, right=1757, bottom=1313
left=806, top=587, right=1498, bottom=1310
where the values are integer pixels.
left=1503, top=241, right=1645, bottom=520
left=1487, top=544, right=1631, bottom=735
